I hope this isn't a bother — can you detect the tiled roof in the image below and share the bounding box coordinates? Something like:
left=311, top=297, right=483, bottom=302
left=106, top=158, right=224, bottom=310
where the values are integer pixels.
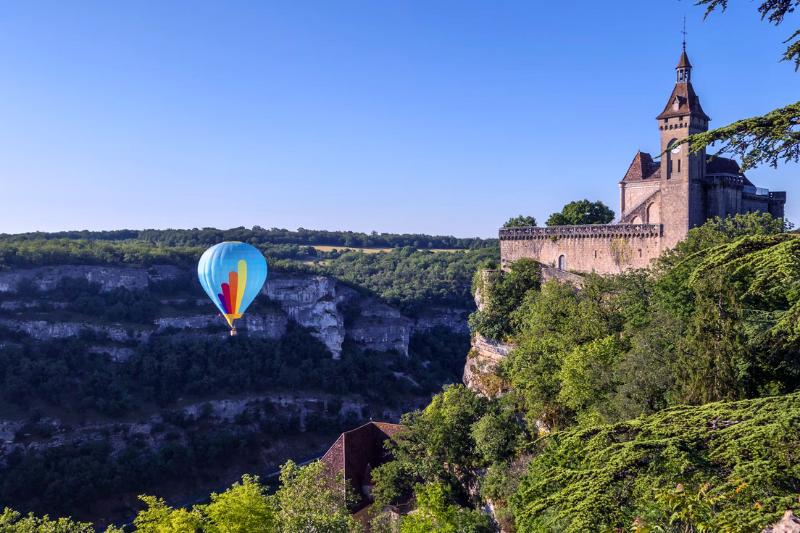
left=706, top=156, right=740, bottom=175
left=321, top=421, right=405, bottom=511
left=706, top=156, right=753, bottom=185
left=622, top=151, right=661, bottom=182
left=657, top=81, right=710, bottom=120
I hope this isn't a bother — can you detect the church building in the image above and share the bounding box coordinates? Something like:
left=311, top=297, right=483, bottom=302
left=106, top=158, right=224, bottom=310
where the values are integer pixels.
left=499, top=46, right=786, bottom=274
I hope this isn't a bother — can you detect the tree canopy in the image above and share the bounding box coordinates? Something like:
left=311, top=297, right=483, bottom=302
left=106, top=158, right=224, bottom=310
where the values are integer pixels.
left=502, top=215, right=537, bottom=228
left=545, top=199, right=615, bottom=226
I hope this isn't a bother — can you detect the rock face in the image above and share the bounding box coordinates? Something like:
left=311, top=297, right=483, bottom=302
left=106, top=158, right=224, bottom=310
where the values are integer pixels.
left=0, top=264, right=469, bottom=360
left=462, top=273, right=513, bottom=397
left=763, top=511, right=800, bottom=533
left=463, top=333, right=513, bottom=397
left=155, top=312, right=288, bottom=339
left=414, top=307, right=471, bottom=335
left=0, top=319, right=152, bottom=343
left=347, top=299, right=413, bottom=356
left=0, top=265, right=182, bottom=293
left=265, top=274, right=346, bottom=358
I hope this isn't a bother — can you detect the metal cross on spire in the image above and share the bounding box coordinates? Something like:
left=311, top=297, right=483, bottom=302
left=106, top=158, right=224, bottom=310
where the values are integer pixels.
left=681, top=16, right=687, bottom=51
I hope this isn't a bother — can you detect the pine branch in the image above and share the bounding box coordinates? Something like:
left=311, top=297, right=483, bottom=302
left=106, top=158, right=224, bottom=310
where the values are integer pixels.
left=681, top=101, right=800, bottom=169
left=696, top=0, right=800, bottom=69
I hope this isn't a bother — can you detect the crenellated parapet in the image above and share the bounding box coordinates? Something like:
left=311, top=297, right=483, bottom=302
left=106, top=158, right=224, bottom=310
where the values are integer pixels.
left=499, top=224, right=662, bottom=240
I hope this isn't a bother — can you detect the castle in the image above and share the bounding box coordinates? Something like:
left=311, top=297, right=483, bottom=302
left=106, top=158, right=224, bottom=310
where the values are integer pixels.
left=499, top=46, right=786, bottom=275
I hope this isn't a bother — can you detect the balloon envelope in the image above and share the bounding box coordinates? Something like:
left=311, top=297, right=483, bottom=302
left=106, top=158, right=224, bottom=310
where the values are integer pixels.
left=197, top=242, right=268, bottom=329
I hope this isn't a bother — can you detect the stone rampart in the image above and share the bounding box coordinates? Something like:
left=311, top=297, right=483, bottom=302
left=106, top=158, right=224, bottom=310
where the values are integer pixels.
left=500, top=224, right=663, bottom=274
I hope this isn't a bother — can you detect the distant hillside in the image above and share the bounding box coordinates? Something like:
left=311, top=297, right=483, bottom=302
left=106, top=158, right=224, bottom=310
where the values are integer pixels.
left=1, top=227, right=497, bottom=250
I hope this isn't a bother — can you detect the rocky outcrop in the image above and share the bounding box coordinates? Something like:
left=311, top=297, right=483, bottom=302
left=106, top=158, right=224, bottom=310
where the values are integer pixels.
left=0, top=319, right=151, bottom=343
left=155, top=312, right=288, bottom=338
left=763, top=511, right=800, bottom=533
left=414, top=307, right=471, bottom=335
left=463, top=333, right=513, bottom=397
left=347, top=301, right=412, bottom=356
left=540, top=264, right=584, bottom=287
left=87, top=345, right=137, bottom=363
left=0, top=264, right=182, bottom=293
left=265, top=274, right=345, bottom=358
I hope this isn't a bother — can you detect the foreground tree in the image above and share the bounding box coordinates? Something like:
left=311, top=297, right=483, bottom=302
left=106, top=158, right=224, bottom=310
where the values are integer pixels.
left=684, top=0, right=799, bottom=169
left=398, top=483, right=491, bottom=533
left=545, top=200, right=614, bottom=226
left=0, top=508, right=104, bottom=533
left=131, top=463, right=357, bottom=533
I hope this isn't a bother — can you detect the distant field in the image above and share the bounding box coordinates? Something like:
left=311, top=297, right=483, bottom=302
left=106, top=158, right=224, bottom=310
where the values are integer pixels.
left=311, top=245, right=464, bottom=254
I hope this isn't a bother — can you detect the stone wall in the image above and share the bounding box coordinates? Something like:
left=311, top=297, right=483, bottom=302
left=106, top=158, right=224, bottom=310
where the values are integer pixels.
left=500, top=224, right=663, bottom=275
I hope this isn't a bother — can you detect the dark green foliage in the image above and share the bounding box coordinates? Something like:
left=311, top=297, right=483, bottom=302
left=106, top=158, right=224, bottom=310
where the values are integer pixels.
left=0, top=239, right=203, bottom=269
left=503, top=213, right=800, bottom=430
left=397, top=482, right=492, bottom=533
left=406, top=327, right=471, bottom=391
left=502, top=215, right=537, bottom=228
left=471, top=404, right=524, bottom=465
left=0, top=402, right=342, bottom=520
left=0, top=322, right=453, bottom=418
left=374, top=385, right=489, bottom=506
left=545, top=199, right=614, bottom=226
left=468, top=258, right=541, bottom=340
left=510, top=393, right=800, bottom=532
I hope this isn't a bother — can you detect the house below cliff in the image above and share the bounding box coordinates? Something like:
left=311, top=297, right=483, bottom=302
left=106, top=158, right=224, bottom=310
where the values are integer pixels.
left=321, top=420, right=405, bottom=519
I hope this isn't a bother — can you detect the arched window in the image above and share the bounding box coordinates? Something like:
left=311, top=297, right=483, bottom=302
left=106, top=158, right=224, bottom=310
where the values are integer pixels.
left=666, top=138, right=678, bottom=179
left=630, top=215, right=641, bottom=224
left=646, top=203, right=659, bottom=224
left=558, top=255, right=567, bottom=271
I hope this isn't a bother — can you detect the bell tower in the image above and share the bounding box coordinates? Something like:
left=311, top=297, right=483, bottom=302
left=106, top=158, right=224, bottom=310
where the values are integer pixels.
left=655, top=40, right=711, bottom=249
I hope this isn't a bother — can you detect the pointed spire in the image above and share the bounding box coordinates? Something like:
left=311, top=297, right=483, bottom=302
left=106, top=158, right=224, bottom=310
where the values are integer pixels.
left=676, top=49, right=692, bottom=69
left=677, top=18, right=692, bottom=72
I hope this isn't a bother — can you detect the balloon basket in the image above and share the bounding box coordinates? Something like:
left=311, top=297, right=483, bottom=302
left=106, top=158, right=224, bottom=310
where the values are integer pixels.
left=230, top=328, right=237, bottom=337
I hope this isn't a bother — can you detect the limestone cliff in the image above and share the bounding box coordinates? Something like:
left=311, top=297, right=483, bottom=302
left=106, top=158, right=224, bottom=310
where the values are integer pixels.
left=462, top=270, right=514, bottom=397
left=0, top=264, right=469, bottom=361
left=463, top=333, right=513, bottom=397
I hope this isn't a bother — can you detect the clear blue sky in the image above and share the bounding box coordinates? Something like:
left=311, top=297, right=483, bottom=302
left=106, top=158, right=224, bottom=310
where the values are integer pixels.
left=0, top=1, right=796, bottom=237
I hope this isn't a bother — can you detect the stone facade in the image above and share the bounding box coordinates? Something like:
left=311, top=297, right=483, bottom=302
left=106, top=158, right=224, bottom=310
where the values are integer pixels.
left=500, top=46, right=786, bottom=274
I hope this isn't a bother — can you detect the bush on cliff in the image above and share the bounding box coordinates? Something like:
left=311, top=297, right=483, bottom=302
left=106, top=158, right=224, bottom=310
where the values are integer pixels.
left=468, top=258, right=541, bottom=340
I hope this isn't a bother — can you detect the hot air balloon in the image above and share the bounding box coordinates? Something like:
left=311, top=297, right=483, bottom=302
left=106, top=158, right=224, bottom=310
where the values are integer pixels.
left=197, top=242, right=268, bottom=335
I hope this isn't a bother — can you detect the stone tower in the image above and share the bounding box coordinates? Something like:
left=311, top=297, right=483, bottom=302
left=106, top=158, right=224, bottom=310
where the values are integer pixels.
left=656, top=46, right=710, bottom=249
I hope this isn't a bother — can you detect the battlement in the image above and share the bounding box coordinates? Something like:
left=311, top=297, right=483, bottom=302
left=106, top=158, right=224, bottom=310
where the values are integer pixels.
left=499, top=224, right=662, bottom=241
